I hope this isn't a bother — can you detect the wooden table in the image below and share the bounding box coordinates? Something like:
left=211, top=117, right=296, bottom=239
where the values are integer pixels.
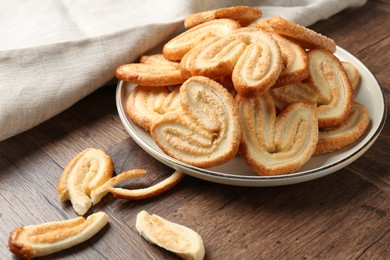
left=1, top=1, right=389, bottom=259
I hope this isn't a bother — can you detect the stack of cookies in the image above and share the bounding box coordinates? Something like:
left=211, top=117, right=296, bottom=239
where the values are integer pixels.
left=116, top=6, right=370, bottom=176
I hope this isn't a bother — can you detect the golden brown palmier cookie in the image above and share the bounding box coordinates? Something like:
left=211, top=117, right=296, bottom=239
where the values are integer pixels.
left=8, top=212, right=108, bottom=259
left=315, top=102, right=370, bottom=155
left=271, top=33, right=309, bottom=87
left=57, top=148, right=114, bottom=215
left=238, top=92, right=318, bottom=176
left=116, top=56, right=186, bottom=86
left=306, top=49, right=353, bottom=128
left=163, top=18, right=240, bottom=61
left=261, top=16, right=336, bottom=53
left=342, top=61, right=360, bottom=92
left=90, top=170, right=184, bottom=204
left=150, top=76, right=241, bottom=168
left=184, top=5, right=262, bottom=29
left=136, top=210, right=205, bottom=260
left=126, top=85, right=181, bottom=131
left=270, top=82, right=319, bottom=110
left=182, top=27, right=283, bottom=97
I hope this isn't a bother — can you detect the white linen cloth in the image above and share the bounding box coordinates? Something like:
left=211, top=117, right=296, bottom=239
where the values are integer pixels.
left=0, top=0, right=366, bottom=141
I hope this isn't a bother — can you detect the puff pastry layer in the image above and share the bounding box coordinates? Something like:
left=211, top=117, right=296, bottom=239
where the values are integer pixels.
left=151, top=76, right=241, bottom=168
left=238, top=92, right=318, bottom=176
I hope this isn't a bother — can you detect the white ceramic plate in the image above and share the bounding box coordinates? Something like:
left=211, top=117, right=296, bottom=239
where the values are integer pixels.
left=116, top=46, right=387, bottom=186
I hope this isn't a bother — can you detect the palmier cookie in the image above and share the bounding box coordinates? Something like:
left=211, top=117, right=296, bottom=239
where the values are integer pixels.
left=150, top=76, right=241, bottom=168
left=57, top=148, right=114, bottom=215
left=116, top=54, right=185, bottom=86
left=184, top=5, right=262, bottom=29
left=238, top=92, right=318, bottom=176
left=8, top=212, right=108, bottom=259
left=261, top=16, right=336, bottom=53
left=271, top=33, right=309, bottom=87
left=315, top=102, right=370, bottom=155
left=181, top=27, right=283, bottom=97
left=126, top=85, right=181, bottom=131
left=163, top=18, right=240, bottom=61
left=306, top=49, right=353, bottom=128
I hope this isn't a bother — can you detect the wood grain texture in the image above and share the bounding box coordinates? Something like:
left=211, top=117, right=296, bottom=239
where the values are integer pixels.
left=1, top=1, right=389, bottom=259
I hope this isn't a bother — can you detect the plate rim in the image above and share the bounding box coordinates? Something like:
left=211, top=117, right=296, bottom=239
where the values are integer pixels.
left=115, top=46, right=387, bottom=186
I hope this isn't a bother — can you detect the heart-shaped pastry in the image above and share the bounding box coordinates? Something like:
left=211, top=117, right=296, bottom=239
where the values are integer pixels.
left=306, top=49, right=353, bottom=128
left=150, top=76, right=241, bottom=168
left=181, top=27, right=283, bottom=97
left=238, top=92, right=318, bottom=176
